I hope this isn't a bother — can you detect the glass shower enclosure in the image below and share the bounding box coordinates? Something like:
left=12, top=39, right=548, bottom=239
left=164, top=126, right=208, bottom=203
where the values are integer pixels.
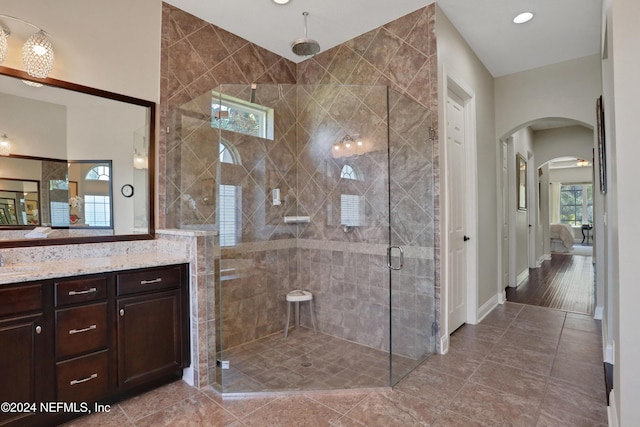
left=171, top=82, right=436, bottom=393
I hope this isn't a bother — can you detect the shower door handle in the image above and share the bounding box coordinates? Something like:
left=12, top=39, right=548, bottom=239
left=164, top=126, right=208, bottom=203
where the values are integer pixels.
left=387, top=246, right=404, bottom=271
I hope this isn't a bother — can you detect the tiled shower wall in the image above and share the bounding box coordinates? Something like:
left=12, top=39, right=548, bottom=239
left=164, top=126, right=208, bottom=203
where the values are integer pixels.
left=294, top=6, right=439, bottom=358
left=159, top=3, right=439, bottom=385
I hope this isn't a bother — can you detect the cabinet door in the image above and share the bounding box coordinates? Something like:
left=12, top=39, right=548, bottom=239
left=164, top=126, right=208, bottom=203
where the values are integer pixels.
left=117, top=290, right=182, bottom=390
left=0, top=314, right=48, bottom=427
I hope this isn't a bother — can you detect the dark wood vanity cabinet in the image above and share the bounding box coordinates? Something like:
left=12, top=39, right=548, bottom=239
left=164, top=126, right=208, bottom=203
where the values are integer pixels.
left=0, top=283, right=54, bottom=427
left=0, top=263, right=189, bottom=427
left=116, top=265, right=187, bottom=390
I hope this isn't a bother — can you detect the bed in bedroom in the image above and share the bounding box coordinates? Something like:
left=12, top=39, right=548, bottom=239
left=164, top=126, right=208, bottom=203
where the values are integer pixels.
left=550, top=223, right=575, bottom=253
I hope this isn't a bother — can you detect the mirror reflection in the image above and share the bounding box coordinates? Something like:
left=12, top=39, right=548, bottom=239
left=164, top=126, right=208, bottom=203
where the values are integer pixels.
left=0, top=178, right=40, bottom=225
left=0, top=67, right=154, bottom=245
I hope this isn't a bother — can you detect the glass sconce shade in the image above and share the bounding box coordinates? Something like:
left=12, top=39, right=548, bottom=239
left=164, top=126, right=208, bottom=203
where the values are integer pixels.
left=0, top=134, right=11, bottom=156
left=22, top=31, right=54, bottom=78
left=0, top=28, right=7, bottom=63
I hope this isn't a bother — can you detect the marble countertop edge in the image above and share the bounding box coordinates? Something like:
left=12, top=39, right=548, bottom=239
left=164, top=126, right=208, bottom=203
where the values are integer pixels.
left=0, top=252, right=190, bottom=285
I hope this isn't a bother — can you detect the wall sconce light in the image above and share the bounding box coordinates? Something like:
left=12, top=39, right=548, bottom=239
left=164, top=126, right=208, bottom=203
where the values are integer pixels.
left=0, top=134, right=12, bottom=156
left=0, top=15, right=55, bottom=79
left=332, top=133, right=363, bottom=156
left=133, top=129, right=148, bottom=170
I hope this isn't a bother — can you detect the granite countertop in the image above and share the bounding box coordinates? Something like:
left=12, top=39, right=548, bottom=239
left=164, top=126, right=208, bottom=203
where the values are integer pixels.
left=0, top=252, right=190, bottom=285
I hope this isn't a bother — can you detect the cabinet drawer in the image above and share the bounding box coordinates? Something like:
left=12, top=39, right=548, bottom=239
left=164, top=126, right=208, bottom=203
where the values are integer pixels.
left=57, top=350, right=109, bottom=403
left=55, top=277, right=108, bottom=307
left=0, top=283, right=42, bottom=317
left=117, top=266, right=182, bottom=296
left=56, top=302, right=107, bottom=358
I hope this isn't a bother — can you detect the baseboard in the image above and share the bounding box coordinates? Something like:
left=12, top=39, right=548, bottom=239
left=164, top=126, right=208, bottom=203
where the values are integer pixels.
left=608, top=389, right=619, bottom=427
left=440, top=334, right=449, bottom=355
left=536, top=255, right=545, bottom=267
left=477, top=295, right=499, bottom=323
left=605, top=343, right=614, bottom=365
left=516, top=269, right=529, bottom=286
left=594, top=305, right=604, bottom=320
left=543, top=253, right=552, bottom=261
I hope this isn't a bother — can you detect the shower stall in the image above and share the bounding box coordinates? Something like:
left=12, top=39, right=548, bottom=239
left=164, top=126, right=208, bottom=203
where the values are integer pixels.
left=171, top=82, right=437, bottom=393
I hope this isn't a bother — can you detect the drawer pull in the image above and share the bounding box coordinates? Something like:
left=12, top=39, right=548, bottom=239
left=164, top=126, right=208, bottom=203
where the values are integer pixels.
left=68, top=325, right=97, bottom=335
left=140, top=278, right=162, bottom=285
left=69, top=373, right=98, bottom=386
left=68, top=287, right=98, bottom=296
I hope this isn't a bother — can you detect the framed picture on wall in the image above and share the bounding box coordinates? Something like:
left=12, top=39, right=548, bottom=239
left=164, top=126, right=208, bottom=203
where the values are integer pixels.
left=516, top=153, right=527, bottom=210
left=69, top=181, right=78, bottom=198
left=596, top=95, right=607, bottom=194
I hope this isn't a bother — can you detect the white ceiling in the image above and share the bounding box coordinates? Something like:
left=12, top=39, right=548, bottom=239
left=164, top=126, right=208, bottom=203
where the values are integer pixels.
left=165, top=0, right=602, bottom=77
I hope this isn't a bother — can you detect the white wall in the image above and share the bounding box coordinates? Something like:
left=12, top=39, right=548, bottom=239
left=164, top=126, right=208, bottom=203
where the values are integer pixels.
left=436, top=5, right=497, bottom=329
left=548, top=166, right=593, bottom=184
left=534, top=125, right=595, bottom=168
left=495, top=55, right=602, bottom=140
left=607, top=0, right=640, bottom=423
left=0, top=0, right=162, bottom=102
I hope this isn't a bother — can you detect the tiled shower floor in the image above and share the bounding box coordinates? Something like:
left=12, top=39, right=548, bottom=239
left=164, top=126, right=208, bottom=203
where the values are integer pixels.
left=217, top=327, right=418, bottom=393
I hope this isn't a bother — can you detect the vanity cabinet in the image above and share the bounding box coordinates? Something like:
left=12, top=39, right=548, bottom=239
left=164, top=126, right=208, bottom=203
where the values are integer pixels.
left=116, top=265, right=186, bottom=390
left=0, top=283, right=53, bottom=427
left=0, top=263, right=189, bottom=427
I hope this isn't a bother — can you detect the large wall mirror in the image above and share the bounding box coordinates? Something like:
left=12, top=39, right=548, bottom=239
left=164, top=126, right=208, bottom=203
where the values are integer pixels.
left=0, top=66, right=154, bottom=247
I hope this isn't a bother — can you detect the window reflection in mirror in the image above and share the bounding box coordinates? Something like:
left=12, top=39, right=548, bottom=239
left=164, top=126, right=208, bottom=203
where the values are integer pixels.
left=60, top=161, right=113, bottom=229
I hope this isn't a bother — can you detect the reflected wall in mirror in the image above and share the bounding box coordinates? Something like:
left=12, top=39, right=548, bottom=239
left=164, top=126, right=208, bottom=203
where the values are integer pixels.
left=0, top=66, right=155, bottom=247
left=0, top=178, right=40, bottom=226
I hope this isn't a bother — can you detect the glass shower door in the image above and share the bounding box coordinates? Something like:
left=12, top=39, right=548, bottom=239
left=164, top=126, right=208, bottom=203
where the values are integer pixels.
left=388, top=89, right=438, bottom=384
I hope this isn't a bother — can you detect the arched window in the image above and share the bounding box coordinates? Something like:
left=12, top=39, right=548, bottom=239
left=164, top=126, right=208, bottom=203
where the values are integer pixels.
left=85, top=165, right=110, bottom=181
left=340, top=164, right=358, bottom=180
left=219, top=141, right=241, bottom=165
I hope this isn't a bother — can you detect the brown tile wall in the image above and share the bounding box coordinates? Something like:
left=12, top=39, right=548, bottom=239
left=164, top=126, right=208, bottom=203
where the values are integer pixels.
left=159, top=3, right=439, bottom=385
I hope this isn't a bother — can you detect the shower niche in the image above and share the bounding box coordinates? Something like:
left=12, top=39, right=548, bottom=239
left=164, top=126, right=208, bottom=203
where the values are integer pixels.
left=168, top=82, right=436, bottom=393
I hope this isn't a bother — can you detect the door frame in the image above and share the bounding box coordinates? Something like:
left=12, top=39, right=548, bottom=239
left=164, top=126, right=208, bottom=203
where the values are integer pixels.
left=440, top=67, right=479, bottom=353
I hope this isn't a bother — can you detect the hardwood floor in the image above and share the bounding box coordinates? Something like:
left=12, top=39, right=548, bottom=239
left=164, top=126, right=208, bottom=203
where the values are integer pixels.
left=506, top=253, right=595, bottom=314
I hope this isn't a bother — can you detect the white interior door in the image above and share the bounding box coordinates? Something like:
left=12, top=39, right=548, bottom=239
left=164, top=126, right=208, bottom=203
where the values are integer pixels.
left=447, top=92, right=468, bottom=334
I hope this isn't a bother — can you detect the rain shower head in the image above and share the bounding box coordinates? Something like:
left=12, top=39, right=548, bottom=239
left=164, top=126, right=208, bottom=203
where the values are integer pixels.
left=291, top=12, right=320, bottom=56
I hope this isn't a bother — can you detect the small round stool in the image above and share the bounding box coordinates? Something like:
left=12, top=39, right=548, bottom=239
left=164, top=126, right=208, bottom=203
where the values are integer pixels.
left=284, top=290, right=318, bottom=337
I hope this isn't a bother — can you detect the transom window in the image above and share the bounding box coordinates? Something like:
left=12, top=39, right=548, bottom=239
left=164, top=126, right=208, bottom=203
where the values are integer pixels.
left=212, top=91, right=274, bottom=140
left=86, top=165, right=110, bottom=181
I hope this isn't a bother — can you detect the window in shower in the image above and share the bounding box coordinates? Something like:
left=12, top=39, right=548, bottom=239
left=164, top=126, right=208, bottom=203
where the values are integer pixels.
left=218, top=141, right=242, bottom=247
left=211, top=90, right=274, bottom=140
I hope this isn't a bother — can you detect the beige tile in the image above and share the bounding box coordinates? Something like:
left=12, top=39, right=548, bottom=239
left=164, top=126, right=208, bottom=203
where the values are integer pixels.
left=536, top=411, right=607, bottom=427
left=560, top=327, right=602, bottom=348
left=117, top=380, right=201, bottom=422
left=60, top=405, right=133, bottom=427
left=448, top=332, right=495, bottom=356
left=509, top=317, right=564, bottom=340
left=330, top=415, right=366, bottom=426
left=305, top=390, right=371, bottom=414
left=541, top=379, right=608, bottom=425
left=394, top=365, right=465, bottom=409
left=241, top=396, right=342, bottom=426
left=201, top=388, right=277, bottom=418
left=453, top=323, right=506, bottom=343
left=422, top=350, right=484, bottom=380
left=486, top=341, right=555, bottom=376
left=469, top=360, right=548, bottom=402
left=134, top=393, right=237, bottom=427
left=550, top=358, right=607, bottom=400
left=563, top=316, right=601, bottom=335
left=498, top=329, right=560, bottom=354
left=448, top=383, right=540, bottom=426
left=344, top=390, right=440, bottom=427
left=556, top=338, right=603, bottom=366
left=432, top=410, right=485, bottom=427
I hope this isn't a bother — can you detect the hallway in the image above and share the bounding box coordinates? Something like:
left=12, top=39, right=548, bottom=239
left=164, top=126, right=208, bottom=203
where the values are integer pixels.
left=506, top=253, right=595, bottom=314
left=63, top=303, right=607, bottom=426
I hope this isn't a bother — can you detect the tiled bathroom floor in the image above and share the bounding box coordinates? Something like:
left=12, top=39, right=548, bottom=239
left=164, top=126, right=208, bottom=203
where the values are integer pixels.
left=62, top=303, right=608, bottom=426
left=218, top=327, right=418, bottom=393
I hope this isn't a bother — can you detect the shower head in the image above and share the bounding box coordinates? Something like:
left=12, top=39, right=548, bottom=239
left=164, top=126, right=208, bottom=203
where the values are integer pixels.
left=291, top=12, right=320, bottom=56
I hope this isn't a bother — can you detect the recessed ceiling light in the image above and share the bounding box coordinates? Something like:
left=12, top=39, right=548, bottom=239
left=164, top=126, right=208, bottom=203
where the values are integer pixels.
left=273, top=0, right=291, bottom=4
left=513, top=12, right=534, bottom=24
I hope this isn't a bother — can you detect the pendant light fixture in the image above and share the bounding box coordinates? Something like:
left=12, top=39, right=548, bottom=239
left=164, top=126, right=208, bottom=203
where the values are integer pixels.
left=0, top=15, right=55, bottom=79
